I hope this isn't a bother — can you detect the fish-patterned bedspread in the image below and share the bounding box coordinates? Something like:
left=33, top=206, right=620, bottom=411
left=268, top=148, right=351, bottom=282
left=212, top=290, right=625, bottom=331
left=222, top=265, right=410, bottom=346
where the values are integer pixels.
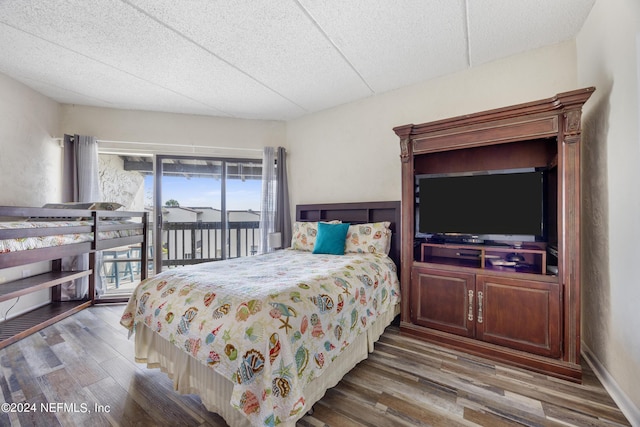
left=120, top=249, right=400, bottom=426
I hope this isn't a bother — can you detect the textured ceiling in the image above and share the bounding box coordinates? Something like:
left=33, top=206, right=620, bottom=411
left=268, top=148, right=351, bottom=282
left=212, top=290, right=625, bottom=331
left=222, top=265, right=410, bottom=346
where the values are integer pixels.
left=0, top=0, right=595, bottom=121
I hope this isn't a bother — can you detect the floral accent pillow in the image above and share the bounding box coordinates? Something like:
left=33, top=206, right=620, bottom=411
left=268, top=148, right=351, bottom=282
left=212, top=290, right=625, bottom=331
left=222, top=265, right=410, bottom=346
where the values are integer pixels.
left=345, top=222, right=392, bottom=255
left=290, top=220, right=341, bottom=251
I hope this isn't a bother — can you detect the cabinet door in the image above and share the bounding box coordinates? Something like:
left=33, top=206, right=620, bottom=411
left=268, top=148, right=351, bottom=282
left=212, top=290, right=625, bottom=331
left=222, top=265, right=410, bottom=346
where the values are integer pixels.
left=476, top=275, right=560, bottom=358
left=411, top=267, right=475, bottom=338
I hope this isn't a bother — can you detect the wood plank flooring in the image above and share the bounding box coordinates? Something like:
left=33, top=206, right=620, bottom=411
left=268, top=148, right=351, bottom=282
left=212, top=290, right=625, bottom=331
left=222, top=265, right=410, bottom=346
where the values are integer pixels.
left=0, top=305, right=631, bottom=427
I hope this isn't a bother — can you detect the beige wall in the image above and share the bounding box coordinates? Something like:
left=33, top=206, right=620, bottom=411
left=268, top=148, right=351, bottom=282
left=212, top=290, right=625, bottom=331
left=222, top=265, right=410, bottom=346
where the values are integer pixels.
left=286, top=41, right=579, bottom=212
left=0, top=73, right=61, bottom=206
left=0, top=72, right=61, bottom=317
left=577, top=0, right=640, bottom=420
left=99, top=154, right=145, bottom=211
left=60, top=105, right=285, bottom=160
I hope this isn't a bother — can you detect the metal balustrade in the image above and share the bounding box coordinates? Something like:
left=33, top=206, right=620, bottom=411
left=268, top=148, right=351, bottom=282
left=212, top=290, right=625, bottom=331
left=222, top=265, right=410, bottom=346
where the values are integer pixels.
left=161, top=221, right=260, bottom=267
left=101, top=221, right=261, bottom=294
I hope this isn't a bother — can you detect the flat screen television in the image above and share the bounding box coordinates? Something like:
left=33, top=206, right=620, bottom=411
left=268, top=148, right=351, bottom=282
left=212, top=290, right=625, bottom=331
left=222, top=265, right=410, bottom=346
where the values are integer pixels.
left=416, top=168, right=546, bottom=243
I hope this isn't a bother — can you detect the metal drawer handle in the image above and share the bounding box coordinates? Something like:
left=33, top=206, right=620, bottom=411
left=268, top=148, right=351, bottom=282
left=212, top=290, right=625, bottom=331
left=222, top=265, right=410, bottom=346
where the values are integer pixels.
left=468, top=290, right=474, bottom=321
left=477, top=291, right=483, bottom=324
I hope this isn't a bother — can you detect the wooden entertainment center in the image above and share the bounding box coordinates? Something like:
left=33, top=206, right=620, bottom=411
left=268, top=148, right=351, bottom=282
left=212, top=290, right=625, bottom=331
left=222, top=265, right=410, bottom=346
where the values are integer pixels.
left=393, top=87, right=594, bottom=382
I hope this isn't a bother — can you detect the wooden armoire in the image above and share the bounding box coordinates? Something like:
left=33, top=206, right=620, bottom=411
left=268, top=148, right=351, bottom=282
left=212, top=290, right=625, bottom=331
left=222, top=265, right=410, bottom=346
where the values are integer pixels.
left=393, top=88, right=594, bottom=381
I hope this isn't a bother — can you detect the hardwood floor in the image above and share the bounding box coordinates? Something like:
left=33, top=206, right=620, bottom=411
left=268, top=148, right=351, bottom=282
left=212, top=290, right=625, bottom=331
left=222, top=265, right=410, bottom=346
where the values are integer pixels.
left=0, top=305, right=631, bottom=427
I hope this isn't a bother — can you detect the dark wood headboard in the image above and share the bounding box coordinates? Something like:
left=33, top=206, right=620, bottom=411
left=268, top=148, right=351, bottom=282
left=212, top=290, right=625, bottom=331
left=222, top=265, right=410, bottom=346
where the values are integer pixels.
left=296, top=201, right=401, bottom=274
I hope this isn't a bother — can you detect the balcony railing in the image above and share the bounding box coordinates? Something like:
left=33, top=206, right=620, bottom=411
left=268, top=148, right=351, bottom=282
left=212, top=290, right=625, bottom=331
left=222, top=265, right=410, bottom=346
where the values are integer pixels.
left=100, top=221, right=261, bottom=293
left=162, top=221, right=260, bottom=267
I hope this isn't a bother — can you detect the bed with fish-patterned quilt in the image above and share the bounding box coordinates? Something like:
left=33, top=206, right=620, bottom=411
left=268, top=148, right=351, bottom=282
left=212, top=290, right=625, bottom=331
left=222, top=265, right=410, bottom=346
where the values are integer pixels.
left=120, top=201, right=401, bottom=426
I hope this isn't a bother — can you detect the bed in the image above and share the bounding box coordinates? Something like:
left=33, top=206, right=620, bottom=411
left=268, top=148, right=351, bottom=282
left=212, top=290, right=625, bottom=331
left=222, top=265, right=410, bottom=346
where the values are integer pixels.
left=0, top=205, right=148, bottom=349
left=120, top=201, right=401, bottom=427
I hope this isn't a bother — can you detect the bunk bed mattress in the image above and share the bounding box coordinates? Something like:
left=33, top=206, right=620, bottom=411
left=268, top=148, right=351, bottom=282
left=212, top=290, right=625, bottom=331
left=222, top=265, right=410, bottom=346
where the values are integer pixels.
left=0, top=220, right=142, bottom=253
left=120, top=249, right=400, bottom=426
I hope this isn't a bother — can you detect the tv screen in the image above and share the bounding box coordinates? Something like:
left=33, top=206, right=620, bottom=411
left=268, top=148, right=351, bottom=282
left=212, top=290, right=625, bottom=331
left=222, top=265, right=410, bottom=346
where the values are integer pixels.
left=417, top=170, right=545, bottom=241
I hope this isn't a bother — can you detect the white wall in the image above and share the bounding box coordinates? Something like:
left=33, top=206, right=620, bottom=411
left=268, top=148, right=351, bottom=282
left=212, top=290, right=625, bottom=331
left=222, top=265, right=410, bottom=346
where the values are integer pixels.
left=0, top=73, right=61, bottom=205
left=0, top=72, right=61, bottom=318
left=99, top=154, right=145, bottom=211
left=198, top=208, right=223, bottom=222
left=162, top=206, right=200, bottom=222
left=286, top=41, right=579, bottom=211
left=577, top=0, right=640, bottom=422
left=60, top=105, right=285, bottom=160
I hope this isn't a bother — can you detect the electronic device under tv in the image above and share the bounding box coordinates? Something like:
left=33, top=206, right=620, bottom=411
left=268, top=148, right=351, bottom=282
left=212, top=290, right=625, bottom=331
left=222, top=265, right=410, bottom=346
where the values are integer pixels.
left=416, top=168, right=546, bottom=244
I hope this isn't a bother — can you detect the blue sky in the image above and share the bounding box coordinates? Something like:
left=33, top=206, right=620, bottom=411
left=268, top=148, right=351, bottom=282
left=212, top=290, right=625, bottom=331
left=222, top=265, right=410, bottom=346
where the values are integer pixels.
left=144, top=175, right=261, bottom=211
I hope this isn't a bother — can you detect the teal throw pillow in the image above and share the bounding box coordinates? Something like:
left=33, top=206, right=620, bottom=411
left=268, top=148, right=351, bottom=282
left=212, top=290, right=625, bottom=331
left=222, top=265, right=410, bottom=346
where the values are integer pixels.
left=312, top=222, right=350, bottom=255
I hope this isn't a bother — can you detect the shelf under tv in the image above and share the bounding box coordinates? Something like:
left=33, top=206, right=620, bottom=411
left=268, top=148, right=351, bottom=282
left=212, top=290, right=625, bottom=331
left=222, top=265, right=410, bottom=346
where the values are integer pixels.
left=420, top=242, right=548, bottom=275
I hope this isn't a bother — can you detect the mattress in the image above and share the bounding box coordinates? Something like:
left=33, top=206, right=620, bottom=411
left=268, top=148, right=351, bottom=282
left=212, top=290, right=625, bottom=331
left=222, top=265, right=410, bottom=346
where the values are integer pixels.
left=121, top=249, right=401, bottom=426
left=0, top=220, right=142, bottom=254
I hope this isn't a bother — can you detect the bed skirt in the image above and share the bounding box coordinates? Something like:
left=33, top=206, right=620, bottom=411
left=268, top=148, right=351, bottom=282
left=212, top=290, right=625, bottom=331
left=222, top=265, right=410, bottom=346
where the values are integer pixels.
left=133, top=304, right=399, bottom=426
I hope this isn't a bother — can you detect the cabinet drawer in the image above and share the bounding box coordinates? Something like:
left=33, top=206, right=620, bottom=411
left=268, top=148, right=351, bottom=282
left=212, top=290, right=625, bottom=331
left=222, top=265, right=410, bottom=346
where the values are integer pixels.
left=476, top=275, right=560, bottom=358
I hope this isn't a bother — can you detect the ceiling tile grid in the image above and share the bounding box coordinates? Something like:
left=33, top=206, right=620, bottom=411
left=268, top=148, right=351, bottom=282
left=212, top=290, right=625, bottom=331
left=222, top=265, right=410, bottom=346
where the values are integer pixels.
left=0, top=0, right=597, bottom=120
left=0, top=22, right=238, bottom=116
left=127, top=0, right=375, bottom=115
left=297, top=0, right=471, bottom=93
left=0, top=0, right=308, bottom=118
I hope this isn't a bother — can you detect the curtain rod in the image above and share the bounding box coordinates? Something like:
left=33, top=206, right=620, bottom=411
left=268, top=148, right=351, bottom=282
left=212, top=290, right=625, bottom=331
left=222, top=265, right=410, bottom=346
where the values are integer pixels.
left=98, top=139, right=264, bottom=152
left=53, top=137, right=264, bottom=152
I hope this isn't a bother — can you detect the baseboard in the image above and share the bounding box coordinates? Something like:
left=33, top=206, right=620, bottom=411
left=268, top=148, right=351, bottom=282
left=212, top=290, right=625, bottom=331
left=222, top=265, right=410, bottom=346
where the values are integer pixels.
left=582, top=342, right=640, bottom=427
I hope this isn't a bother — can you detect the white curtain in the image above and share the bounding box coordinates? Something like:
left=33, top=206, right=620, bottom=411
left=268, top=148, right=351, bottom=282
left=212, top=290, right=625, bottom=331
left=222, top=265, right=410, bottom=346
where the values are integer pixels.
left=259, top=147, right=291, bottom=253
left=75, top=136, right=101, bottom=202
left=62, top=134, right=103, bottom=299
left=260, top=147, right=277, bottom=253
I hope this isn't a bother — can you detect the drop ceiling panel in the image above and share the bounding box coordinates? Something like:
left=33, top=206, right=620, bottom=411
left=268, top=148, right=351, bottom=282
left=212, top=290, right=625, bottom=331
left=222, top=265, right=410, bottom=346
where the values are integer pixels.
left=298, top=0, right=470, bottom=93
left=128, top=0, right=373, bottom=114
left=0, top=24, right=224, bottom=115
left=467, top=0, right=595, bottom=66
left=0, top=0, right=305, bottom=119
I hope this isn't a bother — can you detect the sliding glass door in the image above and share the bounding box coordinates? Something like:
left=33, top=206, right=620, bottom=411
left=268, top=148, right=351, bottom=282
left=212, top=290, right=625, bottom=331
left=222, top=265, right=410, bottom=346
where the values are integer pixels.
left=153, top=155, right=262, bottom=274
left=96, top=153, right=261, bottom=299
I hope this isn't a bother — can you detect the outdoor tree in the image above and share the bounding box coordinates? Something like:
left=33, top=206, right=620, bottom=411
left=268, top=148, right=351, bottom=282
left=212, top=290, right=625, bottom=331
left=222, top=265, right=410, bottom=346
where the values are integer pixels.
left=165, top=199, right=180, bottom=207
